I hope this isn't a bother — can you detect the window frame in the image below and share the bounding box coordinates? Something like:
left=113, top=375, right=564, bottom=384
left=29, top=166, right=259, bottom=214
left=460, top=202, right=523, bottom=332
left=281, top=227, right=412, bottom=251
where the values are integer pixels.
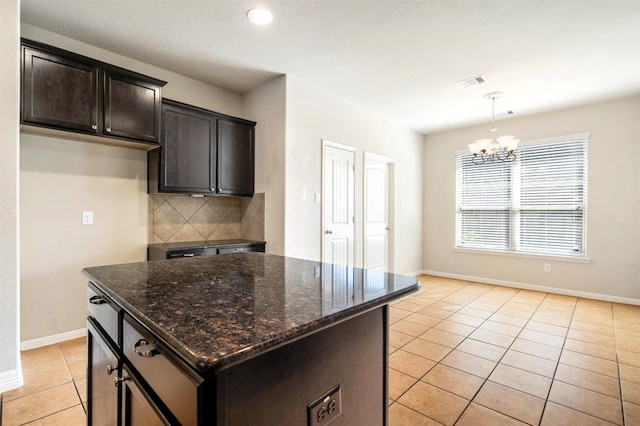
left=455, top=133, right=589, bottom=259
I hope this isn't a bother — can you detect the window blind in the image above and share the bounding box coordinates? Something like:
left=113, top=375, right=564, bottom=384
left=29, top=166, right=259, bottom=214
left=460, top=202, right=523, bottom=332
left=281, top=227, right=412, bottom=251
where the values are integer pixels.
left=456, top=136, right=587, bottom=257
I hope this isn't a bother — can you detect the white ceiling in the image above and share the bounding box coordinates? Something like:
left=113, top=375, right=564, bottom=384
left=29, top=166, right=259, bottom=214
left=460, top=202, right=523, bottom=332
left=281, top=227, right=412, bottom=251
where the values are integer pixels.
left=20, top=0, right=640, bottom=134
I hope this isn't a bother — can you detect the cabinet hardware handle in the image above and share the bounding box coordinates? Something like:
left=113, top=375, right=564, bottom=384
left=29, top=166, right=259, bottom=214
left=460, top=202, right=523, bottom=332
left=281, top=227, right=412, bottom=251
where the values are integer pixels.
left=89, top=295, right=106, bottom=305
left=106, top=364, right=116, bottom=375
left=325, top=230, right=333, bottom=234
left=91, top=125, right=97, bottom=131
left=105, top=127, right=112, bottom=133
left=114, top=375, right=129, bottom=387
left=133, top=338, right=160, bottom=358
left=183, top=253, right=195, bottom=257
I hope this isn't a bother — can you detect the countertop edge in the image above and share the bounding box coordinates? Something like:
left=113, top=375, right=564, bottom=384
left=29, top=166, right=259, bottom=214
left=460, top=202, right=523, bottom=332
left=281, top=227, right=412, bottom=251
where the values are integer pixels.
left=82, top=268, right=419, bottom=374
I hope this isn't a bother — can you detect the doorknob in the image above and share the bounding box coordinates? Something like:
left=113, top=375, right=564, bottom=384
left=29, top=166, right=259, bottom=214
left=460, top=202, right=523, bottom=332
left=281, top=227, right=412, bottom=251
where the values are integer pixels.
left=386, top=226, right=392, bottom=231
left=325, top=230, right=333, bottom=234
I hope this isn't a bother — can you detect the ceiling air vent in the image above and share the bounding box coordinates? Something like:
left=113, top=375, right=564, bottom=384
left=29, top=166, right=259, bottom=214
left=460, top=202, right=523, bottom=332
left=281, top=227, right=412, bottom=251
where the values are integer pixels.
left=456, top=75, right=486, bottom=89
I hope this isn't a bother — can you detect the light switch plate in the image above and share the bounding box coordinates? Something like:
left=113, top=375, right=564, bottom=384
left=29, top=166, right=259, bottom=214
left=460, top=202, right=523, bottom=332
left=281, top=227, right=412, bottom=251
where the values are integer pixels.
left=82, top=211, right=94, bottom=225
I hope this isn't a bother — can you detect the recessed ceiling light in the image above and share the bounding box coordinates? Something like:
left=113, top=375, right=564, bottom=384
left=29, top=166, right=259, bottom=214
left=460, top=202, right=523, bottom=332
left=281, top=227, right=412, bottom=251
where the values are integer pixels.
left=247, top=8, right=273, bottom=25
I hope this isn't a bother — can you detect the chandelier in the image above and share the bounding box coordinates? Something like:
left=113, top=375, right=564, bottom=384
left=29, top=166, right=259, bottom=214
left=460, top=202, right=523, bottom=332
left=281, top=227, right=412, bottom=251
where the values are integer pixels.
left=467, top=92, right=519, bottom=165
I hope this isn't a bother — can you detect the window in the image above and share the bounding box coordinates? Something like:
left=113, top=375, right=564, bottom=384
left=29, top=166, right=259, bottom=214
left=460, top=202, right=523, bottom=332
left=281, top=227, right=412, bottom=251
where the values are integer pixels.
left=456, top=134, right=588, bottom=257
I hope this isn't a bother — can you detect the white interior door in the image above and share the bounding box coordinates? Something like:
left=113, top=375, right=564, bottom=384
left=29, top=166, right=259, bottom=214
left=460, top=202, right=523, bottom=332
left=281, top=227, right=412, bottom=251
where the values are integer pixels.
left=322, top=142, right=355, bottom=267
left=364, top=152, right=394, bottom=272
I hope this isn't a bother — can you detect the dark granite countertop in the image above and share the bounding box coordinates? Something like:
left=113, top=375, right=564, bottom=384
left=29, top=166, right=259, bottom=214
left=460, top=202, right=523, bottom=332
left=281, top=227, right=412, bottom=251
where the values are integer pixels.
left=147, top=239, right=266, bottom=251
left=82, top=253, right=419, bottom=374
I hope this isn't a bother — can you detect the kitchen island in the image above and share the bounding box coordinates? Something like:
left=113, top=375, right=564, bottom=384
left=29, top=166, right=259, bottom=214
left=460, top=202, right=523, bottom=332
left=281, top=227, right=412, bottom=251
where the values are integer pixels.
left=83, top=253, right=419, bottom=425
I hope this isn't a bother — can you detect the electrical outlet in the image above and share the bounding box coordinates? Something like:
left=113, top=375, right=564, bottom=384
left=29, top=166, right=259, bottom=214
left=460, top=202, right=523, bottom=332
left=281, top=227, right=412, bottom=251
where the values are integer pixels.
left=543, top=263, right=551, bottom=273
left=82, top=211, right=94, bottom=225
left=308, top=385, right=341, bottom=426
left=314, top=266, right=321, bottom=277
left=314, top=193, right=321, bottom=204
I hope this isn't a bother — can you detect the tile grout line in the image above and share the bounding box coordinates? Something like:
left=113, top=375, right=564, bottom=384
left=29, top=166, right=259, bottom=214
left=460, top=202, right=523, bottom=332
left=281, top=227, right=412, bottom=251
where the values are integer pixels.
left=535, top=291, right=577, bottom=426
left=544, top=298, right=626, bottom=426
left=453, top=289, right=556, bottom=425
left=613, top=304, right=627, bottom=426
left=398, top=279, right=538, bottom=425
left=389, top=277, right=455, bottom=425
left=390, top=278, right=631, bottom=425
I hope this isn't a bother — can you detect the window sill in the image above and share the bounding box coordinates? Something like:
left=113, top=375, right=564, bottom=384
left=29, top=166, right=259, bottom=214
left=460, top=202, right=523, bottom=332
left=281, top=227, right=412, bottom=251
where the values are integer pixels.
left=452, top=247, right=591, bottom=263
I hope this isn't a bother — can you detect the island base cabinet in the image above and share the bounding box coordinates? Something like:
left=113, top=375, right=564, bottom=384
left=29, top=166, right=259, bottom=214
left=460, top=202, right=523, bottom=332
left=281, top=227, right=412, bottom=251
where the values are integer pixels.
left=215, top=307, right=387, bottom=426
left=87, top=318, right=119, bottom=426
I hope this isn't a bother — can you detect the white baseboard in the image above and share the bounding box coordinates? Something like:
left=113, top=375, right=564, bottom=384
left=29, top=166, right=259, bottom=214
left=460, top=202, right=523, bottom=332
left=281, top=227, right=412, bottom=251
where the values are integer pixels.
left=420, top=270, right=640, bottom=306
left=20, top=328, right=87, bottom=351
left=0, top=368, right=23, bottom=394
left=405, top=270, right=426, bottom=278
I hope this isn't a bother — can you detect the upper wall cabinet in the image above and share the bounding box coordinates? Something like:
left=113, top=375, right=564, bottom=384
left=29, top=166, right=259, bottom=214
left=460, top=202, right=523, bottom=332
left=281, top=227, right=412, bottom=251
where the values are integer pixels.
left=148, top=99, right=255, bottom=197
left=20, top=39, right=166, bottom=149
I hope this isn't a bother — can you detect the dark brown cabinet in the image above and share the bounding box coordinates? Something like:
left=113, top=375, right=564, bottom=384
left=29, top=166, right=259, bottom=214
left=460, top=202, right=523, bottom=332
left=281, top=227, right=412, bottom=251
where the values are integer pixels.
left=21, top=39, right=165, bottom=148
left=22, top=47, right=98, bottom=133
left=120, top=365, right=170, bottom=426
left=156, top=101, right=216, bottom=193
left=88, top=286, right=181, bottom=426
left=87, top=318, right=119, bottom=426
left=218, top=119, right=255, bottom=195
left=148, top=99, right=255, bottom=196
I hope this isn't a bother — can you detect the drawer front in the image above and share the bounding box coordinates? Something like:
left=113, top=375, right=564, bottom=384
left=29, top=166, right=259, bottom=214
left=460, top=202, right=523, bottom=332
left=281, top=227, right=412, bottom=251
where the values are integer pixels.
left=166, top=249, right=204, bottom=259
left=87, top=285, right=119, bottom=346
left=123, top=317, right=199, bottom=426
left=217, top=245, right=260, bottom=254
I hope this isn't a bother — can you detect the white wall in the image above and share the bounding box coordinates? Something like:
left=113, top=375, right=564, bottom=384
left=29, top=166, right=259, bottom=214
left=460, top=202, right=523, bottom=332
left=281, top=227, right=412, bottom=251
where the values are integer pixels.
left=285, top=77, right=424, bottom=274
left=19, top=26, right=245, bottom=343
left=423, top=95, right=640, bottom=301
left=0, top=0, right=23, bottom=392
left=243, top=76, right=287, bottom=255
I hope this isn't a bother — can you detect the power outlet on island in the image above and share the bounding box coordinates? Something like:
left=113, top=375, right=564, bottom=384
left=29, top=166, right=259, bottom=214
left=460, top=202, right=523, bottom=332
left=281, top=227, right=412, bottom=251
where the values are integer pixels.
left=308, top=385, right=341, bottom=426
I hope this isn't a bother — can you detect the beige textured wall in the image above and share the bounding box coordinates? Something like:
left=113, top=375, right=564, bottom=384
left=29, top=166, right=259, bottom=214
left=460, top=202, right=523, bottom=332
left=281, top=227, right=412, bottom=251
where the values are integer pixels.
left=285, top=77, right=424, bottom=274
left=423, top=95, right=640, bottom=301
left=243, top=76, right=287, bottom=255
left=20, top=135, right=149, bottom=341
left=0, top=0, right=21, bottom=390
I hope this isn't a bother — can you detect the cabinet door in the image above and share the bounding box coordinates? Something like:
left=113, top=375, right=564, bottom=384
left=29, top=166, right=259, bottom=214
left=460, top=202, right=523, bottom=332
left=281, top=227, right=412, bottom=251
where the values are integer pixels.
left=120, top=365, right=169, bottom=426
left=217, top=119, right=255, bottom=196
left=22, top=47, right=99, bottom=133
left=87, top=318, right=119, bottom=426
left=103, top=71, right=161, bottom=144
left=160, top=102, right=216, bottom=193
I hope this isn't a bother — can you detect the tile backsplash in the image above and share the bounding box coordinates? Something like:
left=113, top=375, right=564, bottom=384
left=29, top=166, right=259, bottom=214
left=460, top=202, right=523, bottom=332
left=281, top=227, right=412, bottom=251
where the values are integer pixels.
left=149, top=193, right=265, bottom=244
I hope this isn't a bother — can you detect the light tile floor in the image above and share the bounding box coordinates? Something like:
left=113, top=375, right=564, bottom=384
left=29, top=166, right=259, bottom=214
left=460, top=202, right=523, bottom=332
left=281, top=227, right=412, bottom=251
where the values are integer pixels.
left=1, top=275, right=639, bottom=425
left=1, top=337, right=86, bottom=425
left=388, top=275, right=640, bottom=425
